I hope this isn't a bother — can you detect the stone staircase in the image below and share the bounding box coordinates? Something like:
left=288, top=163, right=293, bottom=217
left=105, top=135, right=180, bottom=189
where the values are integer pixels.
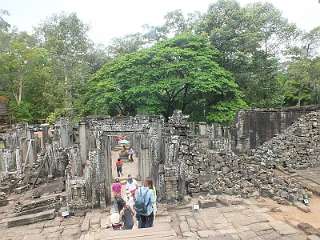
left=89, top=222, right=177, bottom=240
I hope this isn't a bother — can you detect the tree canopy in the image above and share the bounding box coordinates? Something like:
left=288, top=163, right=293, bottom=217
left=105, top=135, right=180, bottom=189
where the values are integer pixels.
left=86, top=34, right=247, bottom=123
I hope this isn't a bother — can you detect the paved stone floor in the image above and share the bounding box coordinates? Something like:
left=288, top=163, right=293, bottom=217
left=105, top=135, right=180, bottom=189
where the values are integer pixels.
left=0, top=199, right=311, bottom=240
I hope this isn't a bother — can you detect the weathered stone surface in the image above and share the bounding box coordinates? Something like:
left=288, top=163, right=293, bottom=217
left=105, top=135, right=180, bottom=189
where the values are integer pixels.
left=294, top=202, right=311, bottom=213
left=269, top=220, right=298, bottom=235
left=7, top=209, right=55, bottom=228
left=308, top=235, right=320, bottom=240
left=81, top=213, right=91, bottom=232
left=297, top=223, right=320, bottom=236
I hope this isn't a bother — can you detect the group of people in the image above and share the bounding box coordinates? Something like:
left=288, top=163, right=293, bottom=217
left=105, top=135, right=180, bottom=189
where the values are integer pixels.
left=111, top=175, right=156, bottom=230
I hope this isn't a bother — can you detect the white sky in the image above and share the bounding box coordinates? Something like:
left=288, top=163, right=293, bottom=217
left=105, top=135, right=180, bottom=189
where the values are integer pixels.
left=1, top=0, right=320, bottom=45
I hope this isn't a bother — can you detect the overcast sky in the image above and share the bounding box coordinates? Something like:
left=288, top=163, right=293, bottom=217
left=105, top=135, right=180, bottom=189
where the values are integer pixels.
left=1, top=0, right=320, bottom=45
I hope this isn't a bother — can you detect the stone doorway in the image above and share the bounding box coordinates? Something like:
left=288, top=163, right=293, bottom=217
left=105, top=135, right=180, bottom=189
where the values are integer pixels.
left=102, top=131, right=154, bottom=205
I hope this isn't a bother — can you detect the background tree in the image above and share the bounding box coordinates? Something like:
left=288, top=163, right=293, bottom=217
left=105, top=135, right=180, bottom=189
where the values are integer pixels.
left=197, top=0, right=297, bottom=107
left=0, top=31, right=53, bottom=121
left=35, top=13, right=94, bottom=119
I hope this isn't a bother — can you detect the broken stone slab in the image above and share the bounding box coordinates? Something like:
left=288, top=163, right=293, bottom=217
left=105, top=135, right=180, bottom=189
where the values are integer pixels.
left=297, top=223, right=320, bottom=236
left=198, top=198, right=217, bottom=208
left=14, top=195, right=61, bottom=213
left=269, top=220, right=298, bottom=235
left=14, top=205, right=54, bottom=217
left=7, top=209, right=55, bottom=228
left=197, top=230, right=219, bottom=238
left=294, top=202, right=311, bottom=213
left=217, top=195, right=243, bottom=206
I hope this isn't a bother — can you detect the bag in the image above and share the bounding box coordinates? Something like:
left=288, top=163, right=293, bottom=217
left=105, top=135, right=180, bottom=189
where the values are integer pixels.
left=134, top=188, right=149, bottom=216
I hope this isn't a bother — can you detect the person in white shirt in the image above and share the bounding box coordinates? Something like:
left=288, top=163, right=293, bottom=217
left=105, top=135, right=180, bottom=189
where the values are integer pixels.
left=125, top=174, right=137, bottom=193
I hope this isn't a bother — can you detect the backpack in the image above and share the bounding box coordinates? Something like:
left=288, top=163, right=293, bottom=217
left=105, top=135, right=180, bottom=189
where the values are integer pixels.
left=134, top=187, right=150, bottom=216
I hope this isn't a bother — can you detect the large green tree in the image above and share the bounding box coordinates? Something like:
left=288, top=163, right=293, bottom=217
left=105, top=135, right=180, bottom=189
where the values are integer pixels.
left=197, top=0, right=297, bottom=107
left=35, top=13, right=96, bottom=119
left=86, top=34, right=246, bottom=123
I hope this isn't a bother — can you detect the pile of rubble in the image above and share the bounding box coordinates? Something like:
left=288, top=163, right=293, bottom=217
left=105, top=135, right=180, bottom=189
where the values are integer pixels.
left=185, top=150, right=310, bottom=204
left=253, top=111, right=320, bottom=170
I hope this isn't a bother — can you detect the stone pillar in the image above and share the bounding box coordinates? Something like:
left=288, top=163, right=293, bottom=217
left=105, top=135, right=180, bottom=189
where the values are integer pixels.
left=15, top=147, right=22, bottom=177
left=26, top=128, right=35, bottom=168
left=137, top=134, right=143, bottom=180
left=79, top=121, right=87, bottom=169
left=58, top=119, right=70, bottom=148
left=104, top=135, right=112, bottom=205
left=199, top=122, right=207, bottom=136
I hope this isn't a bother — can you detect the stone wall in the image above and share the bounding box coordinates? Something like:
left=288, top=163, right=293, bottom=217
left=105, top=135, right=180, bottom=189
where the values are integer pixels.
left=207, top=105, right=320, bottom=153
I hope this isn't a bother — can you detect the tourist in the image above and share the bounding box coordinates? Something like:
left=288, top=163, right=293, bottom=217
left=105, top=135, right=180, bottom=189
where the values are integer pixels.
left=116, top=158, right=123, bottom=177
left=112, top=177, right=122, bottom=198
left=149, top=179, right=157, bottom=221
left=134, top=178, right=155, bottom=228
left=120, top=203, right=134, bottom=230
left=128, top=147, right=134, bottom=162
left=126, top=174, right=137, bottom=193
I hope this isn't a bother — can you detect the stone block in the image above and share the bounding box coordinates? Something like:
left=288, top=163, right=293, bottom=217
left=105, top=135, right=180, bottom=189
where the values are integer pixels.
left=297, top=223, right=320, bottom=235
left=294, top=202, right=311, bottom=213
left=198, top=199, right=217, bottom=208
left=238, top=230, right=258, bottom=239
left=269, top=220, right=298, bottom=235
left=7, top=209, right=55, bottom=228
left=198, top=230, right=219, bottom=238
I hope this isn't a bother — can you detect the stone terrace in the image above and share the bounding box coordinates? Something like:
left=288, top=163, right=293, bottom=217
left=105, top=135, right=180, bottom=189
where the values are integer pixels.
left=0, top=197, right=313, bottom=240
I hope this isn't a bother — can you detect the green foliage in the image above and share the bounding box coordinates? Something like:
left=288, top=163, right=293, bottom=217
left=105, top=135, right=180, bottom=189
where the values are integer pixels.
left=87, top=34, right=247, bottom=123
left=197, top=0, right=297, bottom=107
left=283, top=57, right=320, bottom=106
left=9, top=101, right=32, bottom=122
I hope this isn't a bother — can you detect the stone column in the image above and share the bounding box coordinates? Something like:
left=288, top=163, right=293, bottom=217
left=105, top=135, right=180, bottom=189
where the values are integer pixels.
left=79, top=121, right=87, bottom=169
left=58, top=119, right=70, bottom=148
left=199, top=122, right=207, bottom=136
left=15, top=147, right=22, bottom=177
left=26, top=128, right=35, bottom=168
left=104, top=135, right=112, bottom=205
left=137, top=134, right=142, bottom=180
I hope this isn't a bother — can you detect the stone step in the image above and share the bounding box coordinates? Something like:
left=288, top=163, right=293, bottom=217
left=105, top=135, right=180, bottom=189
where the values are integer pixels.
left=96, top=223, right=177, bottom=240
left=7, top=209, right=56, bottom=228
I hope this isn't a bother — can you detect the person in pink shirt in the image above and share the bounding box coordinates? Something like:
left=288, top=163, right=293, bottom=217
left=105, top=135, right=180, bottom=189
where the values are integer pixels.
left=112, top=178, right=122, bottom=198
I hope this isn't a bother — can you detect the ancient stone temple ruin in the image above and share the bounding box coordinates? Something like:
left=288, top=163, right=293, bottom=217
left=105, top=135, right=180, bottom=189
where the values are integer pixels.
left=1, top=107, right=320, bottom=231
